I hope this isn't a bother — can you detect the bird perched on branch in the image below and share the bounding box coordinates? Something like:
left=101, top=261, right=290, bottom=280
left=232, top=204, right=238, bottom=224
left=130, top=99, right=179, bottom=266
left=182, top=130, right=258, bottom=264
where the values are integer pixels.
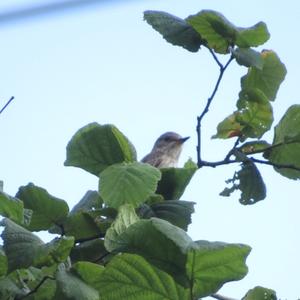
left=141, top=132, right=189, bottom=168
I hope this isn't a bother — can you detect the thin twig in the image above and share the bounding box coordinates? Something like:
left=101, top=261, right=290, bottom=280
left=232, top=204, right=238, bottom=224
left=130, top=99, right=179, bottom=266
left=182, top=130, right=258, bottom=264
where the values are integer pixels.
left=0, top=96, right=14, bottom=114
left=224, top=137, right=241, bottom=162
left=250, top=157, right=300, bottom=172
left=196, top=48, right=233, bottom=167
left=18, top=276, right=55, bottom=299
left=211, top=293, right=238, bottom=300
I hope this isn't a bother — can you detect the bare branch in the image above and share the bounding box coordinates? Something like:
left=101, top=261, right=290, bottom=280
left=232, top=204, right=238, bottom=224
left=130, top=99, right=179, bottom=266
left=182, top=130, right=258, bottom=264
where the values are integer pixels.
left=250, top=157, right=300, bottom=172
left=0, top=96, right=14, bottom=115
left=196, top=48, right=233, bottom=167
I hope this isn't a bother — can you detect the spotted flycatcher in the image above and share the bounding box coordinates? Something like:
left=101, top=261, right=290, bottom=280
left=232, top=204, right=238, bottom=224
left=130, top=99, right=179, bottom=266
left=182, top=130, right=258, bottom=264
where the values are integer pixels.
left=141, top=132, right=190, bottom=168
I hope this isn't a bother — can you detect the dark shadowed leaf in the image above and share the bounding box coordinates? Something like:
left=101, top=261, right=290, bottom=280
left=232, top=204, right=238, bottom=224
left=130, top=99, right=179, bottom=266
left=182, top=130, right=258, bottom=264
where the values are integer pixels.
left=187, top=241, right=251, bottom=298
left=0, top=249, right=7, bottom=277
left=220, top=161, right=266, bottom=204
left=99, top=162, right=161, bottom=209
left=156, top=159, right=197, bottom=200
left=70, top=190, right=103, bottom=214
left=70, top=239, right=107, bottom=263
left=139, top=200, right=195, bottom=231
left=98, top=253, right=189, bottom=300
left=65, top=123, right=137, bottom=176
left=16, top=183, right=69, bottom=231
left=242, top=286, right=277, bottom=300
left=264, top=105, right=300, bottom=179
left=0, top=192, right=24, bottom=224
left=55, top=266, right=99, bottom=300
left=144, top=10, right=203, bottom=52
left=241, top=50, right=287, bottom=101
left=1, top=219, right=74, bottom=272
left=233, top=48, right=264, bottom=69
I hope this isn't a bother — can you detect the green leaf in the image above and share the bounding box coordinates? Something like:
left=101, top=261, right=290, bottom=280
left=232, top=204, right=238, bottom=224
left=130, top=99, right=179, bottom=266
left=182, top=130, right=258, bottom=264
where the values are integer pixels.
left=55, top=267, right=99, bottom=300
left=239, top=140, right=271, bottom=154
left=236, top=22, right=270, bottom=48
left=186, top=10, right=269, bottom=54
left=99, top=162, right=161, bottom=209
left=233, top=48, right=264, bottom=69
left=139, top=200, right=195, bottom=231
left=0, top=192, right=24, bottom=224
left=97, top=253, right=189, bottom=300
left=241, top=50, right=287, bottom=101
left=242, top=286, right=277, bottom=300
left=105, top=218, right=193, bottom=285
left=214, top=88, right=273, bottom=140
left=70, top=239, right=107, bottom=263
left=73, top=261, right=104, bottom=293
left=65, top=123, right=137, bottom=176
left=156, top=159, right=197, bottom=200
left=212, top=113, right=243, bottom=139
left=105, top=204, right=139, bottom=252
left=144, top=10, right=203, bottom=52
left=220, top=161, right=266, bottom=205
left=0, top=181, right=3, bottom=192
left=187, top=241, right=251, bottom=298
left=70, top=190, right=103, bottom=214
left=16, top=183, right=69, bottom=231
left=0, top=249, right=7, bottom=277
left=1, top=219, right=74, bottom=272
left=264, top=105, right=300, bottom=179
left=235, top=88, right=273, bottom=138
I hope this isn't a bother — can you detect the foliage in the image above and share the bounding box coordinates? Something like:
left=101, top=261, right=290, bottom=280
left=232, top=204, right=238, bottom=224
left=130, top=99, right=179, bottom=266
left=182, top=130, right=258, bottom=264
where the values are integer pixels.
left=1, top=7, right=298, bottom=300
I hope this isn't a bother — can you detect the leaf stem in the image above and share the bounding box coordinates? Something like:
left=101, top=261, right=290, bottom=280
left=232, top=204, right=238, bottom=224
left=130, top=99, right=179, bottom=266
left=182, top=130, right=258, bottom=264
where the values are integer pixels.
left=250, top=157, right=300, bottom=172
left=0, top=96, right=14, bottom=115
left=196, top=48, right=233, bottom=167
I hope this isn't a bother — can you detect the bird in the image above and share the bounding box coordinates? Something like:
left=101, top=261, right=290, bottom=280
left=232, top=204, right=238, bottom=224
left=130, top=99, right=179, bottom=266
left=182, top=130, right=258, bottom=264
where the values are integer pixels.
left=141, top=132, right=190, bottom=168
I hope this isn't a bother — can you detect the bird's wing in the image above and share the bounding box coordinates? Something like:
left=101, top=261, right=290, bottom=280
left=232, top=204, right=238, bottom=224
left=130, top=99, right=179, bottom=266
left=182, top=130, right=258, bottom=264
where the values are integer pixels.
left=141, top=153, right=162, bottom=168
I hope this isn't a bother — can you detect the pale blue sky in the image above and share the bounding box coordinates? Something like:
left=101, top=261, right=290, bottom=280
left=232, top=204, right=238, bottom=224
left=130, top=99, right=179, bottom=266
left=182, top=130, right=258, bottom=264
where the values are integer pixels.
left=0, top=1, right=299, bottom=299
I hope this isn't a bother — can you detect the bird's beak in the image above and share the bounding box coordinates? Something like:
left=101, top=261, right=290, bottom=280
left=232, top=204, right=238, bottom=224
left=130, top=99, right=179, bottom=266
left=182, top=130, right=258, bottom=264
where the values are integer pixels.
left=179, top=136, right=190, bottom=143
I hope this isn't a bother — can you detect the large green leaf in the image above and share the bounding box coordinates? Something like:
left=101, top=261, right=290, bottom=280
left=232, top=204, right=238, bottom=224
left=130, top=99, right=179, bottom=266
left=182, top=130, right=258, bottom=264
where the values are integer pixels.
left=65, top=123, right=137, bottom=176
left=220, top=161, right=266, bottom=205
left=0, top=192, right=24, bottom=224
left=72, top=261, right=104, bottom=293
left=144, top=10, right=203, bottom=52
left=139, top=200, right=195, bottom=231
left=97, top=253, right=189, bottom=300
left=156, top=159, right=198, bottom=200
left=55, top=266, right=99, bottom=300
left=16, top=183, right=69, bottom=231
left=264, top=105, right=300, bottom=179
left=186, top=10, right=269, bottom=54
left=1, top=219, right=74, bottom=272
left=187, top=241, right=251, bottom=298
left=241, top=50, right=287, bottom=101
left=242, top=286, right=277, bottom=300
left=99, top=162, right=161, bottom=209
left=0, top=276, right=25, bottom=299
left=104, top=218, right=193, bottom=285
